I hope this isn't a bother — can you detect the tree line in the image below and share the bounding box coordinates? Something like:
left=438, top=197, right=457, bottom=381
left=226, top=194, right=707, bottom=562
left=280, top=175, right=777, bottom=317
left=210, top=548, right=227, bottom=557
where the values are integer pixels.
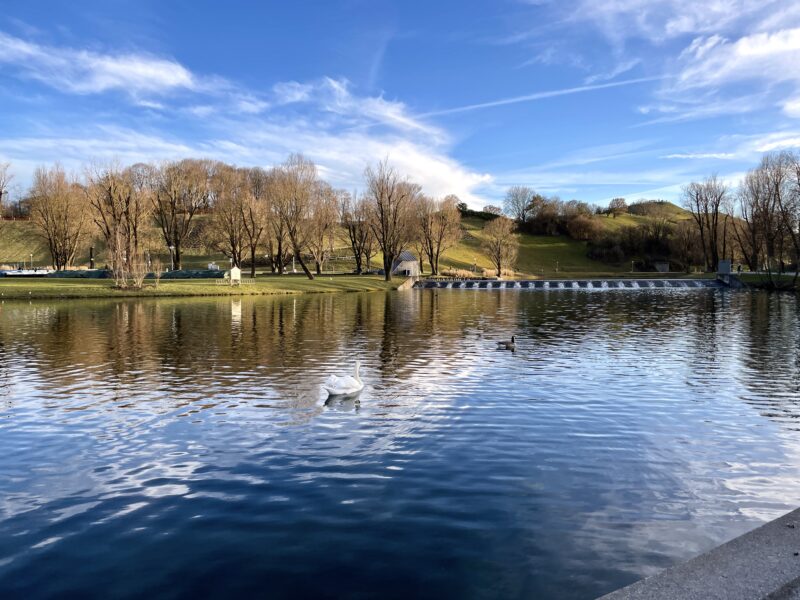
left=499, top=152, right=800, bottom=280
left=5, top=155, right=464, bottom=285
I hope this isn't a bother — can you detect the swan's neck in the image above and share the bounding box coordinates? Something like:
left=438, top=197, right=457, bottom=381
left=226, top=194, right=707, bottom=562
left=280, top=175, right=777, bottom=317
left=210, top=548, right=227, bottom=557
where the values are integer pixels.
left=354, top=362, right=361, bottom=382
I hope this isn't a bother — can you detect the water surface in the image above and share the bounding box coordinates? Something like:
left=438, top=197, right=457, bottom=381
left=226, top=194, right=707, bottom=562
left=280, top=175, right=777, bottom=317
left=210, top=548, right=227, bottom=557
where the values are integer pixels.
left=1, top=289, right=799, bottom=599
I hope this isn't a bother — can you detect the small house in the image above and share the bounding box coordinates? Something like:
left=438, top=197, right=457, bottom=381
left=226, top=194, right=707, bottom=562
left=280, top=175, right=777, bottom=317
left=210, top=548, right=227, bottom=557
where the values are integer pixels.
left=391, top=251, right=420, bottom=277
left=229, top=266, right=242, bottom=286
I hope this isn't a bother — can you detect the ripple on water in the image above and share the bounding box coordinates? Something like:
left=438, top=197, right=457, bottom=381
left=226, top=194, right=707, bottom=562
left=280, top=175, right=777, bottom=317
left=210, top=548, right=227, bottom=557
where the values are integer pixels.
left=0, top=290, right=798, bottom=599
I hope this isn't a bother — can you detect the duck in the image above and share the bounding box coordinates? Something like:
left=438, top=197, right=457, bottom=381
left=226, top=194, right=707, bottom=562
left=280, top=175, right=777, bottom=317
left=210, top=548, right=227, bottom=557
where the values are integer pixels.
left=497, top=335, right=516, bottom=350
left=322, top=361, right=364, bottom=397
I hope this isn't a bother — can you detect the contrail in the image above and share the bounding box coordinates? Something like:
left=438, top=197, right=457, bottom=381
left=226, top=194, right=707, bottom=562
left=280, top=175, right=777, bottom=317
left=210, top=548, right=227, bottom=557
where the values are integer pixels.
left=420, top=76, right=663, bottom=117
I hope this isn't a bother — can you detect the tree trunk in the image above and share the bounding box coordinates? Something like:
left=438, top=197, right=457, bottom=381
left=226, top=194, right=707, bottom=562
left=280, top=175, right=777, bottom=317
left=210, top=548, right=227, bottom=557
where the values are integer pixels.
left=174, top=246, right=182, bottom=271
left=250, top=247, right=257, bottom=278
left=296, top=252, right=314, bottom=280
left=383, top=254, right=393, bottom=282
left=315, top=261, right=322, bottom=276
left=277, top=238, right=284, bottom=274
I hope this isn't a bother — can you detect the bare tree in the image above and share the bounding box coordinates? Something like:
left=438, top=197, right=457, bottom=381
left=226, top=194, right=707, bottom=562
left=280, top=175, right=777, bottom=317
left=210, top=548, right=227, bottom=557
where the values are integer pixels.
left=364, top=160, right=419, bottom=281
left=503, top=186, right=534, bottom=223
left=340, top=191, right=374, bottom=274
left=483, top=205, right=502, bottom=215
left=307, top=182, right=340, bottom=275
left=481, top=216, right=518, bottom=277
left=670, top=221, right=703, bottom=273
left=682, top=175, right=728, bottom=271
left=152, top=159, right=211, bottom=270
left=261, top=168, right=290, bottom=274
left=242, top=167, right=270, bottom=278
left=608, top=197, right=628, bottom=218
left=775, top=152, right=800, bottom=285
left=209, top=165, right=247, bottom=268
left=0, top=163, right=13, bottom=216
left=86, top=163, right=153, bottom=287
left=28, top=165, right=88, bottom=270
left=274, top=154, right=317, bottom=279
left=416, top=195, right=462, bottom=275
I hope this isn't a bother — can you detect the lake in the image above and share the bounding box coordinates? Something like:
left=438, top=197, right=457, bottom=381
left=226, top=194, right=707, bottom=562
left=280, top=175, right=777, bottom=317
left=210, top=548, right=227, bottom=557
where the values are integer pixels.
left=1, top=289, right=798, bottom=599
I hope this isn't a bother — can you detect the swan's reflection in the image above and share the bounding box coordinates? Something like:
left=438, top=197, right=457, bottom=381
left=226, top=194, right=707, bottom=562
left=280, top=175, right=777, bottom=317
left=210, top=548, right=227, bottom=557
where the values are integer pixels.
left=324, top=394, right=361, bottom=412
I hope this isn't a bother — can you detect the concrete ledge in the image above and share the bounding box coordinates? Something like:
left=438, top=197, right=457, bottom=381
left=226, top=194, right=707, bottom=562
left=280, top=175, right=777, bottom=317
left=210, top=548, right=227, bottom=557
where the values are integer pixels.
left=599, top=508, right=800, bottom=600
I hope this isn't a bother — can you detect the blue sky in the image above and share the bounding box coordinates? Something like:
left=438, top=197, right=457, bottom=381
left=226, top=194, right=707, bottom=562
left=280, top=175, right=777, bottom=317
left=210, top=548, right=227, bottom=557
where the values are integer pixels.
left=2, top=0, right=800, bottom=207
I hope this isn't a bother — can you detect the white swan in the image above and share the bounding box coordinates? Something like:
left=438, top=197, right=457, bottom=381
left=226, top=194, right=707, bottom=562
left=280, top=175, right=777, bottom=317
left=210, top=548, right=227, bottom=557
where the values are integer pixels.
left=322, top=361, right=364, bottom=397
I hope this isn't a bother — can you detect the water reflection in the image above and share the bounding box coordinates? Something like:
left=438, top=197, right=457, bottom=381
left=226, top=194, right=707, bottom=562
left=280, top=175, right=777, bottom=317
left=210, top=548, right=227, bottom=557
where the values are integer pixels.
left=0, top=290, right=799, bottom=599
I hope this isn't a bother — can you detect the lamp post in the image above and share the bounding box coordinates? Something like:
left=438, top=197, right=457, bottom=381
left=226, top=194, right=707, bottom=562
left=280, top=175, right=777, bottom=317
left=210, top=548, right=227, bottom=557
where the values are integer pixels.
left=30, top=253, right=33, bottom=270
left=168, top=245, right=175, bottom=271
left=631, top=260, right=634, bottom=273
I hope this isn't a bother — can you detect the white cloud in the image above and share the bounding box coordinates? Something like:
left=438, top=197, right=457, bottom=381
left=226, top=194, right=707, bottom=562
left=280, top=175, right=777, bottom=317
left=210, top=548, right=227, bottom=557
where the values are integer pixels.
left=784, top=98, right=800, bottom=118
left=568, top=0, right=787, bottom=44
left=272, top=81, right=313, bottom=104
left=0, top=31, right=196, bottom=97
left=675, top=28, right=800, bottom=91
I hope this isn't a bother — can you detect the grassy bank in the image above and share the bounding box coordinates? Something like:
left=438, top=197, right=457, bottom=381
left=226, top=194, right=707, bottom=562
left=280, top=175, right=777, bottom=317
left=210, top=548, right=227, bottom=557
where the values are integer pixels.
left=0, top=276, right=400, bottom=300
left=739, top=273, right=799, bottom=291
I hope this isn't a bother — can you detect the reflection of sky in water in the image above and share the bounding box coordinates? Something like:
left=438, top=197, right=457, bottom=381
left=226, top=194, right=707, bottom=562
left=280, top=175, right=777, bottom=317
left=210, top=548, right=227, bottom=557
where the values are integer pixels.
left=0, top=290, right=798, bottom=599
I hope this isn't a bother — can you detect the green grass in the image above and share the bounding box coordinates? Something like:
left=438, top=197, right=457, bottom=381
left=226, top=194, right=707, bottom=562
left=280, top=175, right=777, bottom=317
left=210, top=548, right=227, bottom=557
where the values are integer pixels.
left=739, top=273, right=798, bottom=290
left=437, top=216, right=631, bottom=278
left=0, top=276, right=400, bottom=300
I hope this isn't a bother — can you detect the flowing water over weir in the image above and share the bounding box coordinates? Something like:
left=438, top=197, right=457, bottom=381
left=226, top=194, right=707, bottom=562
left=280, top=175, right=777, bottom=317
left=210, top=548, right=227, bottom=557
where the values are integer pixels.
left=416, top=278, right=724, bottom=290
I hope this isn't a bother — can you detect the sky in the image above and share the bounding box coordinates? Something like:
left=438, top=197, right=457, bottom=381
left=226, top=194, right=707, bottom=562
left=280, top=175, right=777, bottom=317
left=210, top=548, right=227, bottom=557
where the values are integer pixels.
left=2, top=0, right=800, bottom=208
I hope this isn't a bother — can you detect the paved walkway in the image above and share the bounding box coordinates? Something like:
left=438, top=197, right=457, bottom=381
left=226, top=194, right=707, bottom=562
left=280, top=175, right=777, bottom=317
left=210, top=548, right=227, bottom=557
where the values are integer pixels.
left=599, top=508, right=800, bottom=599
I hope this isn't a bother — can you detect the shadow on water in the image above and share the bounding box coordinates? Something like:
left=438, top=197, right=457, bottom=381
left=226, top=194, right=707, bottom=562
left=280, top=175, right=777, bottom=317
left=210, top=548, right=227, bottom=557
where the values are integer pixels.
left=0, top=289, right=799, bottom=598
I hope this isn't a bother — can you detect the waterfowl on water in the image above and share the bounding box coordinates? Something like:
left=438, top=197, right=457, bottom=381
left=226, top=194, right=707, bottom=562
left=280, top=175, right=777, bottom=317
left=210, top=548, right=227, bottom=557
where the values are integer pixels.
left=322, top=361, right=364, bottom=397
left=497, top=336, right=516, bottom=350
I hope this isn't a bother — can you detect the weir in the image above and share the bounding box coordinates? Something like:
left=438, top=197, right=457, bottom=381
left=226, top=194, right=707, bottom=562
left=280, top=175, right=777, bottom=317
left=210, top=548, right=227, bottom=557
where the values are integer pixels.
left=414, top=278, right=725, bottom=290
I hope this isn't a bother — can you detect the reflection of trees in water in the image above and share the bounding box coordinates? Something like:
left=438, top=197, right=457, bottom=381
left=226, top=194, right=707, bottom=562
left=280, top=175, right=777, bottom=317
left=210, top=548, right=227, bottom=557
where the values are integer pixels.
left=2, top=291, right=799, bottom=423
left=736, top=292, right=800, bottom=427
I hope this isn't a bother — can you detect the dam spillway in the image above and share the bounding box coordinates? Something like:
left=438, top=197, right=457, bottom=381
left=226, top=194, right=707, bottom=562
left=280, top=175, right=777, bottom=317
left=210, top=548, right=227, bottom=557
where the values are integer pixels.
left=414, top=279, right=725, bottom=290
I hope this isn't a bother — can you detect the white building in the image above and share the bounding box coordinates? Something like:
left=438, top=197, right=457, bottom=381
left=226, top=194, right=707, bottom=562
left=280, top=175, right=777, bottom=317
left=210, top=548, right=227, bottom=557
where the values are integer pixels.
left=391, top=251, right=420, bottom=277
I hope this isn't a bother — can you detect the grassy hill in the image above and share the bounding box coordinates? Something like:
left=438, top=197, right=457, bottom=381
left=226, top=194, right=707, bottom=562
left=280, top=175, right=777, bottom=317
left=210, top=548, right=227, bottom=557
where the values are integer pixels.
left=0, top=202, right=696, bottom=278
left=435, top=202, right=694, bottom=278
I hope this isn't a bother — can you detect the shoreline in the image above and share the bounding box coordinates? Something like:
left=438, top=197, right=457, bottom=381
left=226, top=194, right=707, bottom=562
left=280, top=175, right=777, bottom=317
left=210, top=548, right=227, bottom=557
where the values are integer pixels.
left=0, top=276, right=402, bottom=300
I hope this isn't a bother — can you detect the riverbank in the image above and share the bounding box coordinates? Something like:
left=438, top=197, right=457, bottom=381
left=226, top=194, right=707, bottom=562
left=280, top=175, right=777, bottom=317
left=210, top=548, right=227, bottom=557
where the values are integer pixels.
left=738, top=273, right=798, bottom=291
left=0, top=276, right=400, bottom=300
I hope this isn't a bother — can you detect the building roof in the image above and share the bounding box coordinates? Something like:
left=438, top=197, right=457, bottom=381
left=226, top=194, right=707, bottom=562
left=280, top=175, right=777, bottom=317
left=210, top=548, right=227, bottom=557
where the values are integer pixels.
left=395, top=251, right=417, bottom=263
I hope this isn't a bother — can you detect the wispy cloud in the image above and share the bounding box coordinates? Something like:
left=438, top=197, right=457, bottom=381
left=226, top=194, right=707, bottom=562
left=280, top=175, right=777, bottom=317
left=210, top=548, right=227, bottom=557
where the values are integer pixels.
left=584, top=59, right=641, bottom=84
left=421, top=76, right=662, bottom=117
left=0, top=31, right=197, bottom=97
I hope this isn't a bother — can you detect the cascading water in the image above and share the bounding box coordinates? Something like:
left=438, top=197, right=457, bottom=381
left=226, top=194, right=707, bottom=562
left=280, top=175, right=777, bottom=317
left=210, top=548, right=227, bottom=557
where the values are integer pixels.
left=417, top=278, right=724, bottom=292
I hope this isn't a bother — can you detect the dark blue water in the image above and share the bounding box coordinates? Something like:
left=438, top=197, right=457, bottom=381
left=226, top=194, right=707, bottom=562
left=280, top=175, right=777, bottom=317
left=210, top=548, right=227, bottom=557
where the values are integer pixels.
left=1, top=290, right=799, bottom=599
